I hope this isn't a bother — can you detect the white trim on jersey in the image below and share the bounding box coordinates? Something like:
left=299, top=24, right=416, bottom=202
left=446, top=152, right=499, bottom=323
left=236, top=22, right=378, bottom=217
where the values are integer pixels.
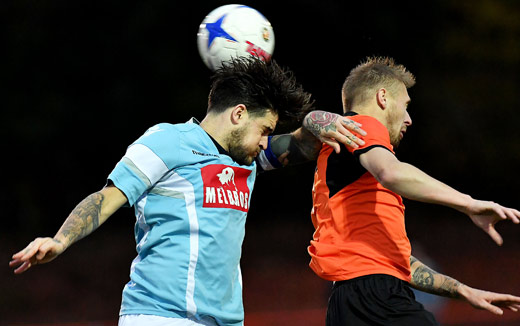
left=119, top=314, right=218, bottom=326
left=159, top=172, right=200, bottom=318
left=125, top=144, right=169, bottom=185
left=135, top=196, right=150, bottom=254
left=125, top=196, right=149, bottom=291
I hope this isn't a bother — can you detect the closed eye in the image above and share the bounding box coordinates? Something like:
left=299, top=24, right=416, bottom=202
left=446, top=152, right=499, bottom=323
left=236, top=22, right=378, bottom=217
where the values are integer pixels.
left=263, top=126, right=274, bottom=136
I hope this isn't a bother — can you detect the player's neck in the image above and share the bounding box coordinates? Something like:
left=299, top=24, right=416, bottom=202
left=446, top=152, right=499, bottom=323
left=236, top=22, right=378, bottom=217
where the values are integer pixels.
left=200, top=113, right=230, bottom=152
left=354, top=105, right=390, bottom=130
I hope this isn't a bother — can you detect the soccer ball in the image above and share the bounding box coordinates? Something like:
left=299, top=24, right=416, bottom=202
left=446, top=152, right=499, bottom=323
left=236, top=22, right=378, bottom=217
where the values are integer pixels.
left=197, top=4, right=275, bottom=71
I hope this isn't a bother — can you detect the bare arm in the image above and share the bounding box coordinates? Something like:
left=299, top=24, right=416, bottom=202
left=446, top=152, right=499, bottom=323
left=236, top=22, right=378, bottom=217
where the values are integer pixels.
left=410, top=256, right=520, bottom=315
left=358, top=147, right=520, bottom=245
left=270, top=110, right=366, bottom=166
left=409, top=255, right=462, bottom=298
left=54, top=185, right=127, bottom=247
left=9, top=185, right=127, bottom=274
left=360, top=147, right=472, bottom=209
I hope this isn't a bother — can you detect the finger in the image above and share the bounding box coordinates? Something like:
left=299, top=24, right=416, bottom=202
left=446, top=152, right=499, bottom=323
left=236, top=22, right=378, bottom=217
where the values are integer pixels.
left=19, top=243, right=42, bottom=262
left=36, top=249, right=47, bottom=261
left=341, top=119, right=367, bottom=136
left=499, top=295, right=520, bottom=303
left=36, top=240, right=53, bottom=260
left=490, top=205, right=507, bottom=221
left=37, top=239, right=59, bottom=260
left=340, top=123, right=367, bottom=140
left=334, top=126, right=363, bottom=149
left=340, top=136, right=359, bottom=150
left=323, top=133, right=357, bottom=152
left=11, top=243, right=36, bottom=260
left=504, top=209, right=520, bottom=224
left=488, top=293, right=520, bottom=303
left=9, top=257, right=23, bottom=268
left=336, top=128, right=363, bottom=147
left=481, top=301, right=504, bottom=315
left=14, top=260, right=33, bottom=274
left=323, top=139, right=341, bottom=153
left=346, top=133, right=365, bottom=147
left=11, top=250, right=26, bottom=260
left=486, top=226, right=504, bottom=246
left=490, top=306, right=504, bottom=315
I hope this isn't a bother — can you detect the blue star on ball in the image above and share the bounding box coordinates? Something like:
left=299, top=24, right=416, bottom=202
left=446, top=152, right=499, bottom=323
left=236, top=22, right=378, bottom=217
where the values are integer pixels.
left=205, top=14, right=238, bottom=49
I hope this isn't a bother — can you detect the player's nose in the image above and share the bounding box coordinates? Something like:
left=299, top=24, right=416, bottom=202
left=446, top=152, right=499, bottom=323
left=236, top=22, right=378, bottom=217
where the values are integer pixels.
left=259, top=135, right=268, bottom=150
left=404, top=111, right=412, bottom=126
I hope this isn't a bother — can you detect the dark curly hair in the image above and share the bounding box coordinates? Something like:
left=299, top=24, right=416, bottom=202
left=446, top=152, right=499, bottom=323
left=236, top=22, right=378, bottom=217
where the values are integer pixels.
left=207, top=57, right=314, bottom=128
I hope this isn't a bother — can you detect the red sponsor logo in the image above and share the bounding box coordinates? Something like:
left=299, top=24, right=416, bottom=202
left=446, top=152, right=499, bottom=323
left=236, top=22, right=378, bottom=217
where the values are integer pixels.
left=245, top=41, right=272, bottom=61
left=201, top=164, right=252, bottom=212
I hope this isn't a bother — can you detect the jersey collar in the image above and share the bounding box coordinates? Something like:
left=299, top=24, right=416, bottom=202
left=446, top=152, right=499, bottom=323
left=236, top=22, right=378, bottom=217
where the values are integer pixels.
left=189, top=117, right=230, bottom=156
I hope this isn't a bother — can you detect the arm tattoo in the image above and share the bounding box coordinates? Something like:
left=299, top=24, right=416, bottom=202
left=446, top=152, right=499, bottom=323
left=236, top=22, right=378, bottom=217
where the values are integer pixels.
left=303, top=111, right=338, bottom=139
left=410, top=256, right=461, bottom=299
left=269, top=111, right=344, bottom=166
left=58, top=192, right=105, bottom=245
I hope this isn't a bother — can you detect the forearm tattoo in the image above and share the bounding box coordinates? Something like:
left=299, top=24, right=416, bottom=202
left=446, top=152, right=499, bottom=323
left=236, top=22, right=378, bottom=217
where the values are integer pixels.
left=410, top=256, right=461, bottom=299
left=303, top=111, right=339, bottom=138
left=59, top=192, right=105, bottom=244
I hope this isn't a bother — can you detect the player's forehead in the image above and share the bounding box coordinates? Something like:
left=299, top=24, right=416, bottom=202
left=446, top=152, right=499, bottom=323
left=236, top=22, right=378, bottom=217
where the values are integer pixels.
left=394, top=82, right=410, bottom=102
left=251, top=109, right=278, bottom=130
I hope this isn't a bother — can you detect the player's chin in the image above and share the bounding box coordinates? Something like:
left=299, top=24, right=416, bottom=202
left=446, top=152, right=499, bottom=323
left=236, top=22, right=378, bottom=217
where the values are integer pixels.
left=247, top=152, right=260, bottom=165
left=391, top=137, right=402, bottom=148
left=246, top=155, right=256, bottom=165
left=235, top=155, right=255, bottom=166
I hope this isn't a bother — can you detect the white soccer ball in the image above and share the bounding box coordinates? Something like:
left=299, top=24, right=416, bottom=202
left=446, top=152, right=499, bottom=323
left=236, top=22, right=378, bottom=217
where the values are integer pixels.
left=197, top=4, right=275, bottom=71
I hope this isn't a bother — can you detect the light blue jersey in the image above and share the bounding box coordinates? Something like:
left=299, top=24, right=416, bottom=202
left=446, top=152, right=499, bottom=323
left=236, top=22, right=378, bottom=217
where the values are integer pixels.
left=108, top=119, right=275, bottom=326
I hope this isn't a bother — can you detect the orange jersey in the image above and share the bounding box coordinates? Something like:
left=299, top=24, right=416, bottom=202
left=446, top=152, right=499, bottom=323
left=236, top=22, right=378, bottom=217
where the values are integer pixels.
left=308, top=113, right=411, bottom=282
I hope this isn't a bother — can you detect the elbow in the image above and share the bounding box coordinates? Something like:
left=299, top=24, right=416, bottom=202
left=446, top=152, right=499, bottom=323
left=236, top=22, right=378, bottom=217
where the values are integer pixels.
left=374, top=167, right=400, bottom=190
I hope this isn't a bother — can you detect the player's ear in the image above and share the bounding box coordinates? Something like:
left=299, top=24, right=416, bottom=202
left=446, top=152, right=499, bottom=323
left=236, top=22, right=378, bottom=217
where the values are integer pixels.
left=230, top=104, right=248, bottom=124
left=376, top=88, right=388, bottom=110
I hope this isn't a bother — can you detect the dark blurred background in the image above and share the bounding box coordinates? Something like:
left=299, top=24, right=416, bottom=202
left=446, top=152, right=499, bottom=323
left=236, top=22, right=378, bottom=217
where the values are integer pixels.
left=2, top=0, right=520, bottom=325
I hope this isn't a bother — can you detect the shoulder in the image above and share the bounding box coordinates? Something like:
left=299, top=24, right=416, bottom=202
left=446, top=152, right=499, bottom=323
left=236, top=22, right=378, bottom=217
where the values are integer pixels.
left=138, top=121, right=203, bottom=142
left=149, top=121, right=199, bottom=133
left=349, top=115, right=387, bottom=132
left=349, top=115, right=393, bottom=154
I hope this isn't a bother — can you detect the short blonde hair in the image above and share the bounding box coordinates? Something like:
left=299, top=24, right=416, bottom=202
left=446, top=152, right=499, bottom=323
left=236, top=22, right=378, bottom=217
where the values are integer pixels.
left=342, top=56, right=415, bottom=112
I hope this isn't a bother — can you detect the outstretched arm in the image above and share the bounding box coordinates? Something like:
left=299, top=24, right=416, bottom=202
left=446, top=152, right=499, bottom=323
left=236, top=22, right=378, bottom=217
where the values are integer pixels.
left=270, top=110, right=366, bottom=166
left=410, top=255, right=520, bottom=315
left=359, top=147, right=520, bottom=245
left=9, top=184, right=127, bottom=274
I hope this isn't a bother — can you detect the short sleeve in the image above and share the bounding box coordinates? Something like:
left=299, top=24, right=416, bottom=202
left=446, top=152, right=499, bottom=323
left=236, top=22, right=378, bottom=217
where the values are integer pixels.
left=348, top=115, right=394, bottom=157
left=107, top=123, right=180, bottom=206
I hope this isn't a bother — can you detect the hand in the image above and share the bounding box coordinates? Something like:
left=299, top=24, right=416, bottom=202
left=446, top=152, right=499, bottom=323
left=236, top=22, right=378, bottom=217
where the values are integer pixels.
left=303, top=111, right=367, bottom=152
left=458, top=284, right=520, bottom=315
left=465, top=199, right=520, bottom=245
left=9, top=237, right=66, bottom=274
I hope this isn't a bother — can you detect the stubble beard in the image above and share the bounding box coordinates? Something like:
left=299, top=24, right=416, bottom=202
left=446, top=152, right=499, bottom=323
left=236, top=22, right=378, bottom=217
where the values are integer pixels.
left=390, top=130, right=402, bottom=148
left=386, top=104, right=403, bottom=148
left=227, top=127, right=254, bottom=166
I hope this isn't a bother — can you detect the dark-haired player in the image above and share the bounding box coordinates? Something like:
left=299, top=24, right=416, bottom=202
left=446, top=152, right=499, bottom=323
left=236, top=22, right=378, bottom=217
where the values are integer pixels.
left=10, top=57, right=364, bottom=326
